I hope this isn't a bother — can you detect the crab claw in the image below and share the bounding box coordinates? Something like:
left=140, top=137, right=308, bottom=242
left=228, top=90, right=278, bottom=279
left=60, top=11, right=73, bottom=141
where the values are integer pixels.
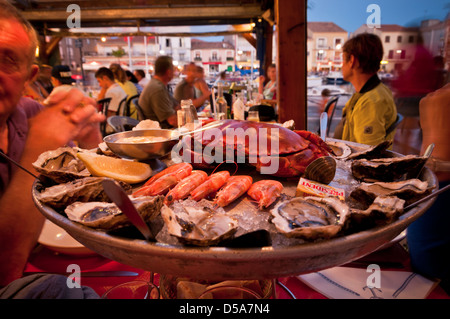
left=294, top=130, right=335, bottom=156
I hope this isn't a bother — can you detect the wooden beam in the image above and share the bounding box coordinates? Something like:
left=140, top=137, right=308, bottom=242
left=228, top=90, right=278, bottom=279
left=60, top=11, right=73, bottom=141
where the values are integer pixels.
left=275, top=0, right=307, bottom=129
left=21, top=5, right=263, bottom=22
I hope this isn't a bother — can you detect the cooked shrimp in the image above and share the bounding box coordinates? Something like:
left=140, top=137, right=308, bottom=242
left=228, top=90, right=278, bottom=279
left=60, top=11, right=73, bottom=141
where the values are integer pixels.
left=133, top=167, right=192, bottom=197
left=214, top=175, right=253, bottom=207
left=247, top=180, right=283, bottom=209
left=191, top=171, right=231, bottom=201
left=165, top=170, right=208, bottom=205
left=143, top=162, right=192, bottom=187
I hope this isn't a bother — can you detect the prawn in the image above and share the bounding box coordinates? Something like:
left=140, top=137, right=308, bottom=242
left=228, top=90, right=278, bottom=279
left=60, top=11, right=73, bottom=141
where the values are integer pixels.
left=191, top=171, right=231, bottom=201
left=165, top=170, right=208, bottom=205
left=214, top=175, right=253, bottom=207
left=133, top=164, right=192, bottom=197
left=143, top=162, right=192, bottom=187
left=247, top=180, right=283, bottom=209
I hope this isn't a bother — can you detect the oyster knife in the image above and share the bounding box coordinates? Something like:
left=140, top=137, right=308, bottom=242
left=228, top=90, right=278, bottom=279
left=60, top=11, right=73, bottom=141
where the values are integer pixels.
left=102, top=179, right=153, bottom=241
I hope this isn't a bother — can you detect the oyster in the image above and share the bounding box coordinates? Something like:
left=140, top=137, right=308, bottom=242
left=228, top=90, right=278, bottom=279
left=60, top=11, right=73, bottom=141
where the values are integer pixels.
left=35, top=177, right=132, bottom=209
left=161, top=200, right=238, bottom=246
left=65, top=195, right=164, bottom=230
left=270, top=196, right=350, bottom=240
left=32, top=147, right=90, bottom=183
left=346, top=140, right=392, bottom=161
left=351, top=155, right=428, bottom=182
left=348, top=196, right=405, bottom=231
left=350, top=179, right=432, bottom=207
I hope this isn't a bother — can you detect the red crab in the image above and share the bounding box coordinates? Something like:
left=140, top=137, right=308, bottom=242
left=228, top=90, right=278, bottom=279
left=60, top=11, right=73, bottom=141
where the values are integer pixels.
left=179, top=120, right=332, bottom=177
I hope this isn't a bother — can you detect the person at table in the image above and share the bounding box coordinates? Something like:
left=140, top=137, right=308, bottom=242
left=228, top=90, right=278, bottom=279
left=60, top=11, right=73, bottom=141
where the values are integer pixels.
left=138, top=56, right=179, bottom=129
left=50, top=64, right=75, bottom=87
left=407, top=83, right=450, bottom=295
left=0, top=0, right=103, bottom=295
left=174, top=62, right=211, bottom=109
left=125, top=70, right=143, bottom=95
left=134, top=69, right=150, bottom=88
left=95, top=67, right=127, bottom=117
left=258, top=63, right=277, bottom=104
left=333, top=33, right=397, bottom=146
left=194, top=65, right=211, bottom=111
left=109, top=63, right=138, bottom=99
left=109, top=63, right=138, bottom=118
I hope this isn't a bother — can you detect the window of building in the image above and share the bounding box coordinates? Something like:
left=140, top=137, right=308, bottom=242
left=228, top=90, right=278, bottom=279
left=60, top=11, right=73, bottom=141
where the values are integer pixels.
left=317, top=37, right=327, bottom=48
left=397, top=36, right=402, bottom=43
left=388, top=50, right=394, bottom=59
left=408, top=35, right=415, bottom=43
left=211, top=51, right=218, bottom=61
left=334, top=38, right=343, bottom=49
left=317, top=50, right=325, bottom=61
left=166, top=38, right=171, bottom=47
left=385, top=36, right=390, bottom=43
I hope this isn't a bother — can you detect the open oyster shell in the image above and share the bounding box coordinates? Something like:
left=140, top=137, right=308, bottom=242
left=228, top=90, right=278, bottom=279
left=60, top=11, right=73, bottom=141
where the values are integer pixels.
left=350, top=179, right=432, bottom=208
left=347, top=196, right=405, bottom=231
left=32, top=147, right=90, bottom=183
left=270, top=196, right=350, bottom=240
left=35, top=177, right=132, bottom=209
left=65, top=195, right=164, bottom=230
left=161, top=200, right=238, bottom=246
left=351, top=155, right=427, bottom=182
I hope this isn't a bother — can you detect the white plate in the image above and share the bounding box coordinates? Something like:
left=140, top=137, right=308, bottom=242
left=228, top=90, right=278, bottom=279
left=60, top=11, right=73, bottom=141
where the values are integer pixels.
left=38, top=219, right=96, bottom=256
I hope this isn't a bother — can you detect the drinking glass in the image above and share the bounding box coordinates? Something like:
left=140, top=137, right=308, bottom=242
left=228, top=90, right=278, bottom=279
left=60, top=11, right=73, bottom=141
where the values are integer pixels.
left=247, top=111, right=260, bottom=122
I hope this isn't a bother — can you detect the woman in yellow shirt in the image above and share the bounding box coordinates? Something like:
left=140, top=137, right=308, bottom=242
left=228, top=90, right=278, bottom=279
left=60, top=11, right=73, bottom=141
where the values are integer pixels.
left=110, top=63, right=138, bottom=117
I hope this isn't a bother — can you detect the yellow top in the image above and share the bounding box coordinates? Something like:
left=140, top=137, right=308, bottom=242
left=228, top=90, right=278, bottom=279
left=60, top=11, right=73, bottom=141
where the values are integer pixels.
left=116, top=80, right=139, bottom=118
left=342, top=82, right=397, bottom=146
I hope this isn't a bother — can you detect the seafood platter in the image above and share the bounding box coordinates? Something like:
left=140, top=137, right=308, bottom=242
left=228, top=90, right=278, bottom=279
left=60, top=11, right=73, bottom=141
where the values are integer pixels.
left=32, top=120, right=438, bottom=280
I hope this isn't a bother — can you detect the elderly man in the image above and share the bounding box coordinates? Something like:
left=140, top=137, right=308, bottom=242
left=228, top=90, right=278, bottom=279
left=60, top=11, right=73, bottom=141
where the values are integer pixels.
left=0, top=0, right=104, bottom=292
left=334, top=33, right=397, bottom=146
left=138, top=56, right=179, bottom=128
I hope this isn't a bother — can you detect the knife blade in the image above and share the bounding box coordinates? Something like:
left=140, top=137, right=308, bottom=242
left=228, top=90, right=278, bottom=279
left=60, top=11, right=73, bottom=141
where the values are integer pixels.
left=23, top=271, right=139, bottom=277
left=101, top=179, right=153, bottom=240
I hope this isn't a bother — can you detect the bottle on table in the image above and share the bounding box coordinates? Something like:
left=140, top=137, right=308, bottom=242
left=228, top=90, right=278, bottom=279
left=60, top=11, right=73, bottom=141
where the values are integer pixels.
left=232, top=92, right=245, bottom=120
left=216, top=83, right=227, bottom=120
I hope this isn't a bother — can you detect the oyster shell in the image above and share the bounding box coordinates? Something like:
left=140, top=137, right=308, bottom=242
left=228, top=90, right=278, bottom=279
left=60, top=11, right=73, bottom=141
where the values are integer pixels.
left=351, top=155, right=427, bottom=182
left=347, top=196, right=405, bottom=231
left=35, top=177, right=132, bottom=209
left=270, top=196, right=350, bottom=240
left=65, top=195, right=164, bottom=230
left=32, top=147, right=90, bottom=183
left=346, top=140, right=392, bottom=161
left=350, top=179, right=432, bottom=208
left=161, top=200, right=238, bottom=246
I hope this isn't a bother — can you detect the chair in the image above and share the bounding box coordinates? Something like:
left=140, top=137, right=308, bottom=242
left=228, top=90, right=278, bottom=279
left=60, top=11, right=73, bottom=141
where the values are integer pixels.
left=133, top=100, right=146, bottom=121
left=97, top=97, right=112, bottom=136
left=107, top=116, right=140, bottom=133
left=385, top=113, right=404, bottom=138
left=126, top=94, right=140, bottom=118
left=115, top=96, right=129, bottom=116
left=320, top=95, right=339, bottom=137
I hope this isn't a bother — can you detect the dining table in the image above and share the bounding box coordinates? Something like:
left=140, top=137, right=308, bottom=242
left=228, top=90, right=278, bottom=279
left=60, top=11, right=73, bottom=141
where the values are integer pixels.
left=24, top=239, right=449, bottom=299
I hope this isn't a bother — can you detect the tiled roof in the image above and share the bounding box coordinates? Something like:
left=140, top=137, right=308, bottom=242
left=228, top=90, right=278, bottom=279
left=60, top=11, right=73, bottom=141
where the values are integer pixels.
left=307, top=22, right=347, bottom=33
left=377, top=24, right=419, bottom=32
left=191, top=39, right=235, bottom=50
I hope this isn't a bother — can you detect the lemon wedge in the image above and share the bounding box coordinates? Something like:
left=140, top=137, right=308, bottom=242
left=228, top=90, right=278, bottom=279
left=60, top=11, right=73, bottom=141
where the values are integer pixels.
left=77, top=152, right=152, bottom=184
